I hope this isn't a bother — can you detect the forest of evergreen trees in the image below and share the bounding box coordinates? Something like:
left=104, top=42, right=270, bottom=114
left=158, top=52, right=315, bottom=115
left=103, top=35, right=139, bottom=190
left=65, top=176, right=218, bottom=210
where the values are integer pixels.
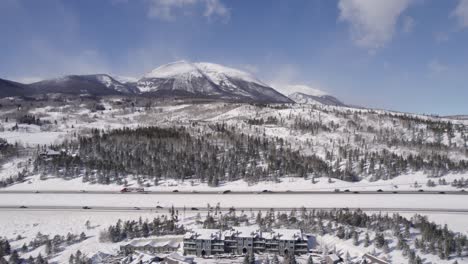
left=99, top=206, right=184, bottom=243
left=33, top=125, right=329, bottom=186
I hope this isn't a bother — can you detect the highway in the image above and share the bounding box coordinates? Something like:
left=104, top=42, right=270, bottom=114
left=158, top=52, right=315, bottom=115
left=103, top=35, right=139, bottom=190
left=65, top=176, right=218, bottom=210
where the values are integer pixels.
left=0, top=189, right=466, bottom=195
left=0, top=192, right=467, bottom=212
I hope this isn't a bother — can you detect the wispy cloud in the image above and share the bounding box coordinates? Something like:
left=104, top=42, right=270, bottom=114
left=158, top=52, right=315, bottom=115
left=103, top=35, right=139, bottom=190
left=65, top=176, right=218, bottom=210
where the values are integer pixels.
left=451, top=0, right=468, bottom=28
left=338, top=0, right=413, bottom=51
left=402, top=16, right=415, bottom=33
left=428, top=59, right=448, bottom=74
left=147, top=0, right=229, bottom=21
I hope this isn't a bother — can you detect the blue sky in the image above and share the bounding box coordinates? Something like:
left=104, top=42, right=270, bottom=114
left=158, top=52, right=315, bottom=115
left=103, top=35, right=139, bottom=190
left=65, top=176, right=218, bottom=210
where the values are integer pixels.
left=1, top=0, right=468, bottom=115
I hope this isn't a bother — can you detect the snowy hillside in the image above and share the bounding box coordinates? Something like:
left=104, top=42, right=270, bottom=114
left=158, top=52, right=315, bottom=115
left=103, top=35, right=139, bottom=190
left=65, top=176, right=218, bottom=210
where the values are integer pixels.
left=0, top=98, right=467, bottom=190
left=281, top=85, right=346, bottom=106
left=28, top=74, right=136, bottom=95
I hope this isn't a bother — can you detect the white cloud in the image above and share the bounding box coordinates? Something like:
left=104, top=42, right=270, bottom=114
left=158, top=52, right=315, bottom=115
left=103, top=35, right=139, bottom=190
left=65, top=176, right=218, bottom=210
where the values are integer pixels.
left=452, top=0, right=468, bottom=28
left=428, top=59, right=448, bottom=74
left=338, top=0, right=412, bottom=51
left=402, top=16, right=415, bottom=33
left=147, top=0, right=229, bottom=21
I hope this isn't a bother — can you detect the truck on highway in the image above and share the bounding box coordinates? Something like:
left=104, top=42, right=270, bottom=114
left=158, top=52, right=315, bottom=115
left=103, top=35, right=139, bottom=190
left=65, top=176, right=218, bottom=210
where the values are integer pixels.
left=120, top=187, right=145, bottom=193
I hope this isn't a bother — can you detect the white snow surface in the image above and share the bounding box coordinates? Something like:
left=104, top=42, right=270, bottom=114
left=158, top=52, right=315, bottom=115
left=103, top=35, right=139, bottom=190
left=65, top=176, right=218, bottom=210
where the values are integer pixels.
left=139, top=60, right=267, bottom=93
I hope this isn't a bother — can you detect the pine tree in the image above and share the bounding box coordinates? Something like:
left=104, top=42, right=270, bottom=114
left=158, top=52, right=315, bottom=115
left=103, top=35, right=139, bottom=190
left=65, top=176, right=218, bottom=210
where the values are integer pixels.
left=364, top=233, right=370, bottom=247
left=8, top=250, right=20, bottom=264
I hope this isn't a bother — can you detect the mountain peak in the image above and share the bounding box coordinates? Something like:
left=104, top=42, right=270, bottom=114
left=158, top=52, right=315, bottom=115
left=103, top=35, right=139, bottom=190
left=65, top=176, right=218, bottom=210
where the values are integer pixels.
left=137, top=61, right=291, bottom=103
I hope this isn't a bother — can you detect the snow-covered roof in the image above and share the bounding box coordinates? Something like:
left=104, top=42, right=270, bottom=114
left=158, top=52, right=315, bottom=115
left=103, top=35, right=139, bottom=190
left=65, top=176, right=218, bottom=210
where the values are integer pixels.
left=123, top=239, right=179, bottom=248
left=327, top=254, right=341, bottom=261
left=166, top=252, right=194, bottom=263
left=223, top=226, right=261, bottom=238
left=184, top=228, right=223, bottom=240
left=263, top=229, right=303, bottom=240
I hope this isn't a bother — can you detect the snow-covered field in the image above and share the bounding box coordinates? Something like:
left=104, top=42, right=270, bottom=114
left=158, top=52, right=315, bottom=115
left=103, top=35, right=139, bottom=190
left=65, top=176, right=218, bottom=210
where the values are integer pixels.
left=0, top=210, right=183, bottom=263
left=5, top=172, right=468, bottom=192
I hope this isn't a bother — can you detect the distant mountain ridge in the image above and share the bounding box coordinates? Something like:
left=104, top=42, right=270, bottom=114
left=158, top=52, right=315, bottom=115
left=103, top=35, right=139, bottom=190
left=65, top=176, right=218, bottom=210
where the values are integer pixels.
left=288, top=92, right=346, bottom=107
left=0, top=61, right=293, bottom=103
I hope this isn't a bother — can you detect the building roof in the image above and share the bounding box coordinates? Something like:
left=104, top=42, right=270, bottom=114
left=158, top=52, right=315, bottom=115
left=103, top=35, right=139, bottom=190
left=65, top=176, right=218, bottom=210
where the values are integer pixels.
left=166, top=252, right=194, bottom=262
left=223, top=226, right=261, bottom=238
left=184, top=229, right=223, bottom=240
left=123, top=239, right=180, bottom=249
left=263, top=229, right=303, bottom=240
left=362, top=253, right=390, bottom=264
left=327, top=254, right=341, bottom=262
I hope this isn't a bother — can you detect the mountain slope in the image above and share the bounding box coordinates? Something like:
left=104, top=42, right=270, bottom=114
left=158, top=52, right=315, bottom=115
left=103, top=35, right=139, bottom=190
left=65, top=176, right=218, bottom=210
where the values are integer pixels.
left=28, top=74, right=135, bottom=96
left=137, top=61, right=292, bottom=103
left=0, top=78, right=32, bottom=97
left=288, top=91, right=346, bottom=106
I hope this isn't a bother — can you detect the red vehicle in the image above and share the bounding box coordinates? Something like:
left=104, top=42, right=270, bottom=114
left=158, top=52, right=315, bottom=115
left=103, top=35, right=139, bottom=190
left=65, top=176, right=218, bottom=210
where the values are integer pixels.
left=120, top=187, right=145, bottom=193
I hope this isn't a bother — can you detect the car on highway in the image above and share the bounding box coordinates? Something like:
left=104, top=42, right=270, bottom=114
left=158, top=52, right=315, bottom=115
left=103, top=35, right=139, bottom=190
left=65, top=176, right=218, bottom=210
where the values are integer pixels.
left=156, top=205, right=163, bottom=209
left=344, top=189, right=350, bottom=192
left=418, top=189, right=424, bottom=192
left=134, top=207, right=141, bottom=210
left=392, top=191, right=398, bottom=194
left=172, top=190, right=179, bottom=193
left=377, top=189, right=383, bottom=192
left=82, top=206, right=91, bottom=209
left=334, top=189, right=340, bottom=193
left=261, top=190, right=271, bottom=193
left=34, top=190, right=40, bottom=193
left=353, top=191, right=360, bottom=194
left=222, top=190, right=231, bottom=194
left=439, top=191, right=446, bottom=194
left=191, top=207, right=199, bottom=211
left=80, top=190, right=86, bottom=193
left=19, top=206, right=28, bottom=209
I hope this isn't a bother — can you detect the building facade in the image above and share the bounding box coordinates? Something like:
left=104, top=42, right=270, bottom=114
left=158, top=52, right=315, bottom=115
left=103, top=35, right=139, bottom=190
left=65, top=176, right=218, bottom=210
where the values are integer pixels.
left=183, top=227, right=310, bottom=257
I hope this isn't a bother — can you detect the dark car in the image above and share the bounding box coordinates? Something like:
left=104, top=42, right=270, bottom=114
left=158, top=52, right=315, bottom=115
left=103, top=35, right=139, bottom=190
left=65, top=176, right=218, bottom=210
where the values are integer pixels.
left=191, top=207, right=199, bottom=211
left=222, top=190, right=231, bottom=194
left=172, top=190, right=179, bottom=193
left=392, top=191, right=398, bottom=194
left=262, top=190, right=271, bottom=193
left=353, top=191, right=360, bottom=194
left=134, top=207, right=141, bottom=210
left=156, top=205, right=163, bottom=209
left=19, top=205, right=28, bottom=209
left=438, top=191, right=446, bottom=194
left=418, top=189, right=424, bottom=192
left=344, top=189, right=350, bottom=192
left=82, top=206, right=91, bottom=209
left=377, top=189, right=383, bottom=192
left=34, top=190, right=40, bottom=193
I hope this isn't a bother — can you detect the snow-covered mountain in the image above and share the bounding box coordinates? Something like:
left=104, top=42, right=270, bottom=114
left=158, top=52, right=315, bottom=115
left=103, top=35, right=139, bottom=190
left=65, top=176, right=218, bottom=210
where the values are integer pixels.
left=28, top=74, right=136, bottom=95
left=136, top=61, right=292, bottom=103
left=0, top=78, right=33, bottom=97
left=284, top=85, right=345, bottom=106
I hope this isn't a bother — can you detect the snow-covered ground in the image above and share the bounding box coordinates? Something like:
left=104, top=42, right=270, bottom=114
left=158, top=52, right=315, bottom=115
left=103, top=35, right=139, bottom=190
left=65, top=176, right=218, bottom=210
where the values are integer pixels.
left=5, top=172, right=467, bottom=192
left=1, top=209, right=467, bottom=264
